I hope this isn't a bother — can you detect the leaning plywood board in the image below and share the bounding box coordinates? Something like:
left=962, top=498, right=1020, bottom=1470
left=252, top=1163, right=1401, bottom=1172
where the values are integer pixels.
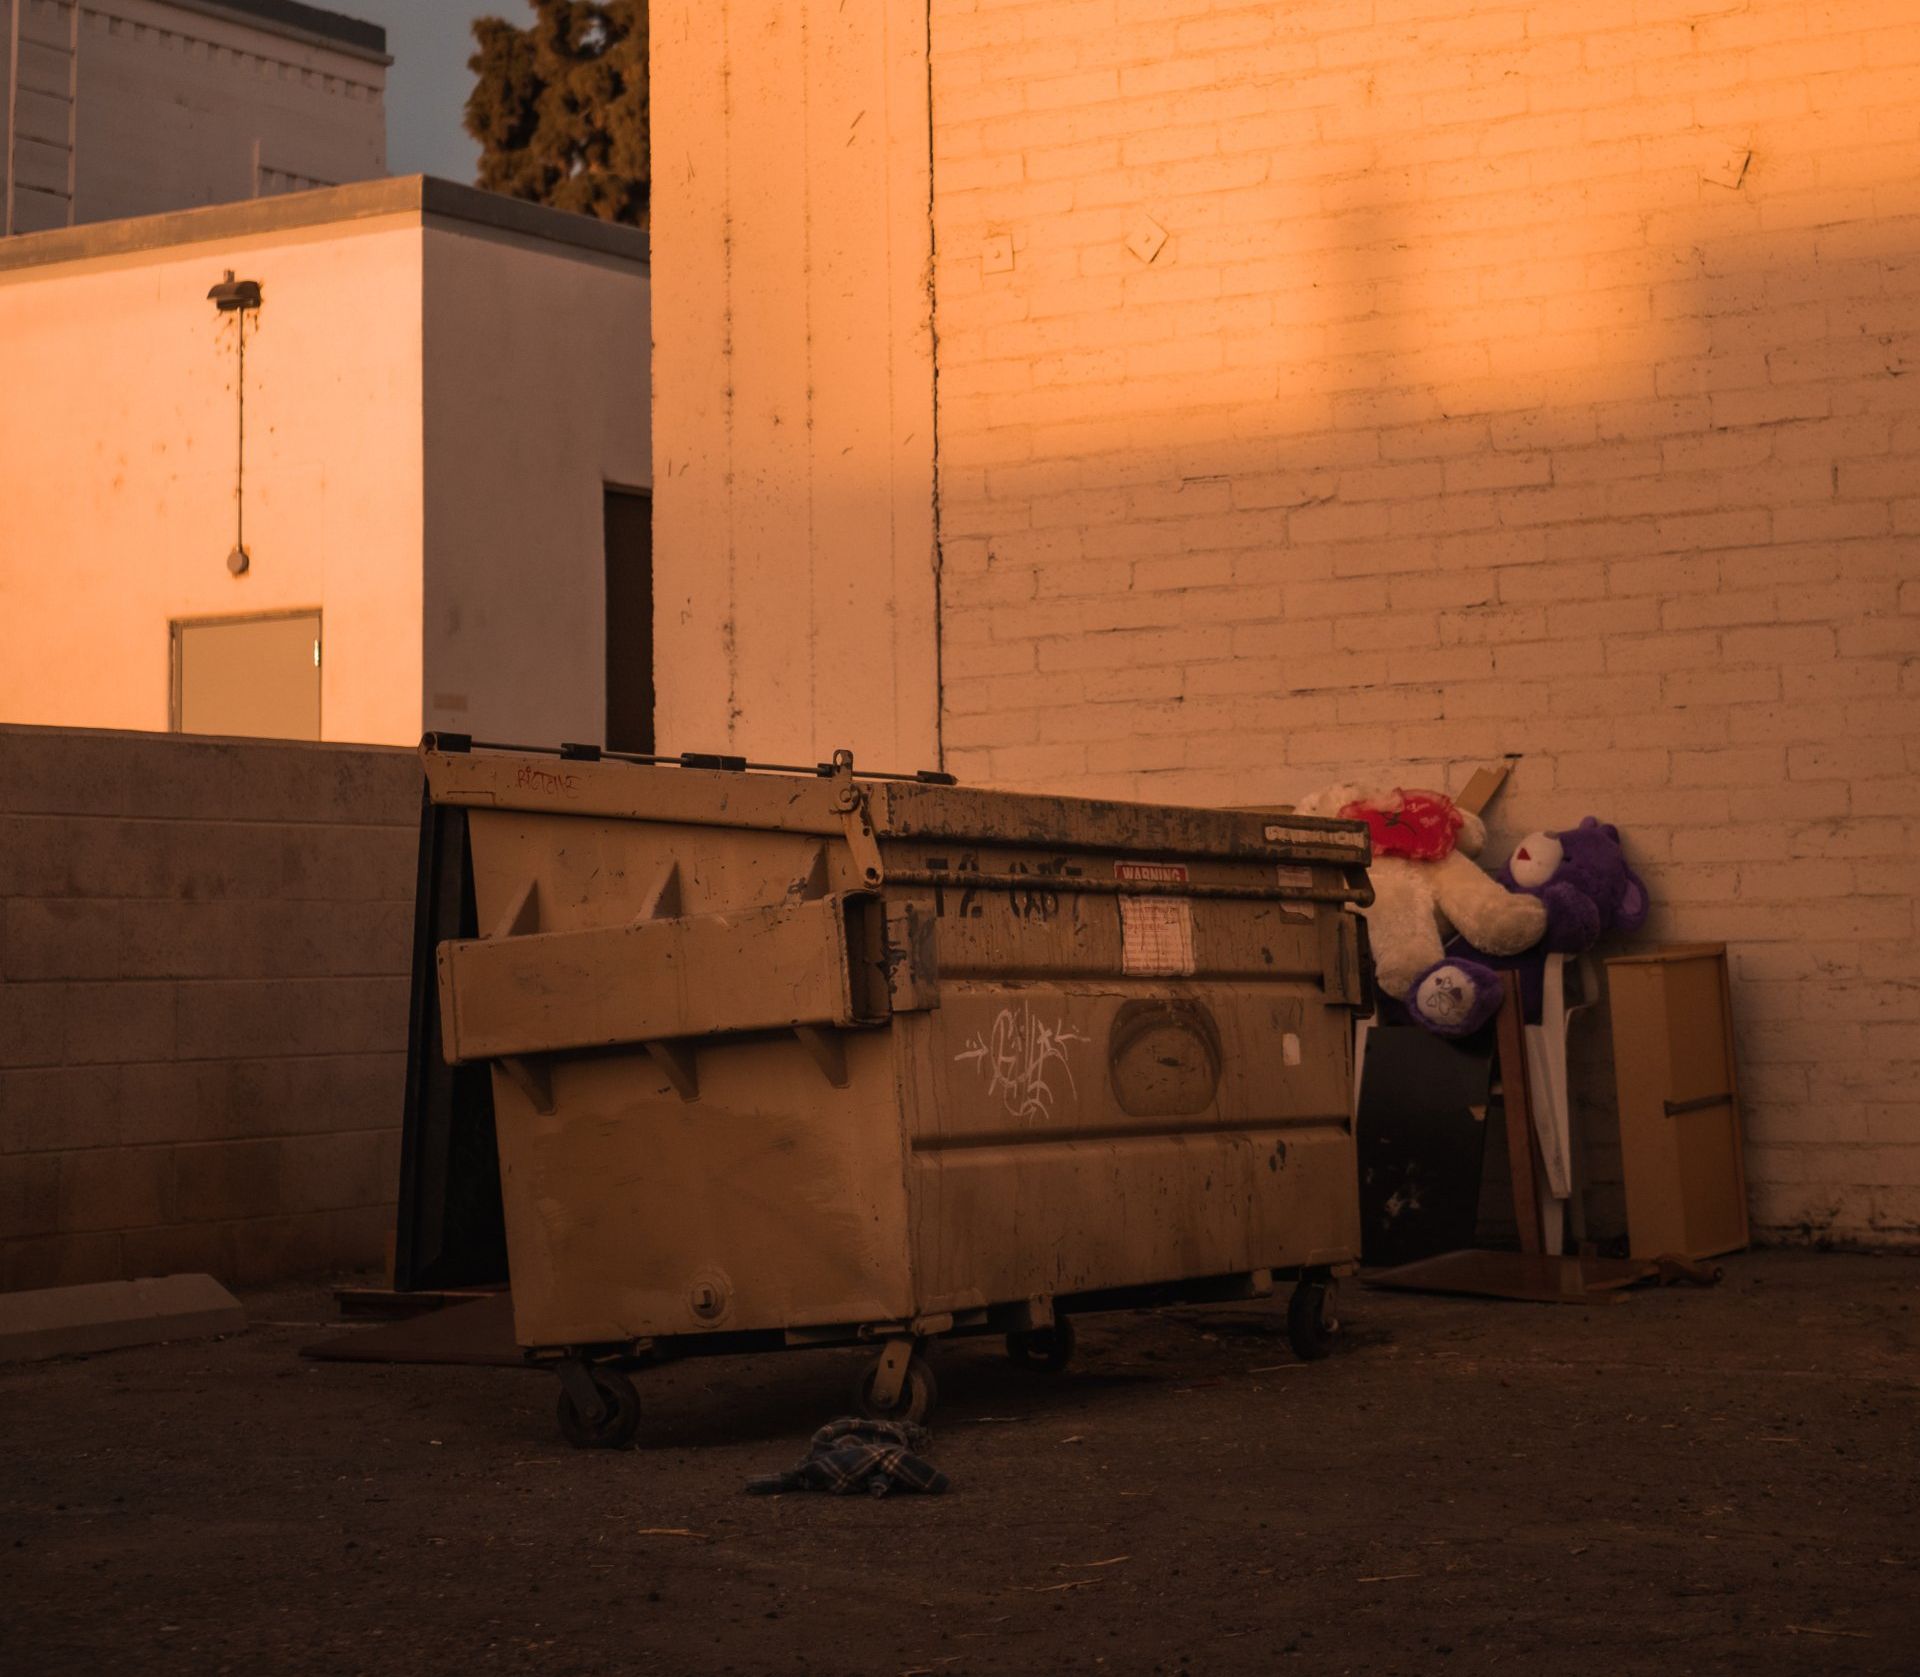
left=1605, top=945, right=1749, bottom=1260
left=1453, top=758, right=1517, bottom=816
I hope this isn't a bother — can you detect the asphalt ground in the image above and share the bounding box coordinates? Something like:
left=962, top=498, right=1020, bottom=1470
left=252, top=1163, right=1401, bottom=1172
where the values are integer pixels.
left=3, top=1249, right=1916, bottom=1676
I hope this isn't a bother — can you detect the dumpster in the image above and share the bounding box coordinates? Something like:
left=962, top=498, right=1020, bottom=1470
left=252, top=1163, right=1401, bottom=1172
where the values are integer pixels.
left=415, top=739, right=1373, bottom=1447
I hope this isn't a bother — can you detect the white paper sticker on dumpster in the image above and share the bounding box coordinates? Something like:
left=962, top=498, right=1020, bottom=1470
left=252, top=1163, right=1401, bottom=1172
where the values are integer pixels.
left=1115, top=862, right=1195, bottom=976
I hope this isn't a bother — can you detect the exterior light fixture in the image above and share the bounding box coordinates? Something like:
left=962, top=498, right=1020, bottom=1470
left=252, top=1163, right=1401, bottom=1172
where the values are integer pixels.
left=208, top=269, right=264, bottom=574
left=207, top=273, right=263, bottom=311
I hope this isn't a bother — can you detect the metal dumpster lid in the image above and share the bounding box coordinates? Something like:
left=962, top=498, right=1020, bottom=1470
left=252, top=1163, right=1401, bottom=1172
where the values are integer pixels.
left=418, top=740, right=1369, bottom=865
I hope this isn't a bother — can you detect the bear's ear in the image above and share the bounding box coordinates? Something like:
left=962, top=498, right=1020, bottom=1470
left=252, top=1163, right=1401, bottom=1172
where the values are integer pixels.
left=1604, top=822, right=1621, bottom=842
left=1578, top=815, right=1601, bottom=832
left=1616, top=865, right=1650, bottom=932
left=1295, top=783, right=1362, bottom=818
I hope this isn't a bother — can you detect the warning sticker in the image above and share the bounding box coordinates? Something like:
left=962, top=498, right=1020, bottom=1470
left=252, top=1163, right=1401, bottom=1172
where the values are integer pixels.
left=1119, top=899, right=1195, bottom=975
left=1115, top=861, right=1189, bottom=885
left=1116, top=861, right=1194, bottom=975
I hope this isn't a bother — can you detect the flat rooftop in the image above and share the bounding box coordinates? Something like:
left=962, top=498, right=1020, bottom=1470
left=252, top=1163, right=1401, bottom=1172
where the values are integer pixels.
left=0, top=176, right=652, bottom=276
left=171, top=0, right=388, bottom=62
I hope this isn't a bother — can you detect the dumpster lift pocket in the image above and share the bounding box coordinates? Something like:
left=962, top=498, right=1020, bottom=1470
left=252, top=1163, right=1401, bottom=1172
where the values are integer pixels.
left=435, top=890, right=895, bottom=1079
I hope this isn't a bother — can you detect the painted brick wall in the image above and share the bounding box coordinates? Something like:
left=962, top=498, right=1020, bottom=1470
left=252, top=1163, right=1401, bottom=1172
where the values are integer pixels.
left=0, top=727, right=417, bottom=1289
left=928, top=0, right=1920, bottom=1246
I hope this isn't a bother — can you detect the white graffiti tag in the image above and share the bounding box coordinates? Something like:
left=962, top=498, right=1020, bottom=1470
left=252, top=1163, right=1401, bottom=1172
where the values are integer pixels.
left=953, top=1002, right=1090, bottom=1122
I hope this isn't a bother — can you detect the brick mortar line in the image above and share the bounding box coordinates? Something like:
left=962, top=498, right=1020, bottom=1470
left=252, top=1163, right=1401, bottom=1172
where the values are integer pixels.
left=0, top=1048, right=405, bottom=1070
left=933, top=139, right=1916, bottom=211
left=0, top=1202, right=400, bottom=1240
left=0, top=897, right=415, bottom=906
left=2, top=1141, right=397, bottom=1164
left=0, top=977, right=410, bottom=987
left=0, top=812, right=415, bottom=829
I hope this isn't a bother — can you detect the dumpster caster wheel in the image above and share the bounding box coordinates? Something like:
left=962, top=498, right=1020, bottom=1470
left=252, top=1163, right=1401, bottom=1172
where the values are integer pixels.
left=1005, top=1318, right=1075, bottom=1372
left=1286, top=1279, right=1339, bottom=1362
left=854, top=1355, right=938, bottom=1426
left=556, top=1364, right=640, bottom=1449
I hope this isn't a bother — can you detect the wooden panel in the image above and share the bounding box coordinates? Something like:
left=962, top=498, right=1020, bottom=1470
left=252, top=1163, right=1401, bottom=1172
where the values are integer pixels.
left=1673, top=955, right=1748, bottom=1257
left=1607, top=947, right=1749, bottom=1260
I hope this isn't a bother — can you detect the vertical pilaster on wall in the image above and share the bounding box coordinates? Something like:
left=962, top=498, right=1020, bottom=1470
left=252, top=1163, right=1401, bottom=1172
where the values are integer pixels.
left=4, top=0, right=79, bottom=234
left=650, top=0, right=939, bottom=772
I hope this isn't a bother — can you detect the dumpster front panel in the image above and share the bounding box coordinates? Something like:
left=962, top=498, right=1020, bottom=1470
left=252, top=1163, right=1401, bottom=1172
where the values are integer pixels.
left=864, top=826, right=1359, bottom=1321
left=880, top=832, right=1362, bottom=1313
left=901, top=976, right=1355, bottom=1311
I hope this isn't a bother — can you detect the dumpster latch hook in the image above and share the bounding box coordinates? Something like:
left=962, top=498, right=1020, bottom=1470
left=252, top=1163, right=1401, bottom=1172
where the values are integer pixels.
left=828, top=748, right=885, bottom=888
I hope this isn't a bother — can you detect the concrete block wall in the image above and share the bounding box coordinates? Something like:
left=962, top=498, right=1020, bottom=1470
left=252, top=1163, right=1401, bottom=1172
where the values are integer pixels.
left=928, top=0, right=1920, bottom=1246
left=0, top=726, right=418, bottom=1289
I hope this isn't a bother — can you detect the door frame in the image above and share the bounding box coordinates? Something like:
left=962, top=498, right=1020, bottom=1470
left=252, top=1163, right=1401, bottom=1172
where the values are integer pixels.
left=602, top=480, right=654, bottom=754
left=168, top=607, right=324, bottom=734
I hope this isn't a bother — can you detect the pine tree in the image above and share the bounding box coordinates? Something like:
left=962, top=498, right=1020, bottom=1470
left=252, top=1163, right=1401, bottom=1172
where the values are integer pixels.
left=464, top=1, right=648, bottom=228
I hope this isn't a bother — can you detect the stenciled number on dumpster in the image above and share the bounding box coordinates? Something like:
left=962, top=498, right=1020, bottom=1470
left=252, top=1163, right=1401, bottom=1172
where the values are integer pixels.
left=1004, top=857, right=1081, bottom=922
left=925, top=854, right=1081, bottom=923
left=953, top=1001, right=1091, bottom=1123
left=925, top=853, right=984, bottom=919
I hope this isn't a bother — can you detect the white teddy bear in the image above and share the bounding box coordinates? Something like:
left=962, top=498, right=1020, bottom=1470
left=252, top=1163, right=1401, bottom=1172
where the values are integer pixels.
left=1295, top=784, right=1547, bottom=1035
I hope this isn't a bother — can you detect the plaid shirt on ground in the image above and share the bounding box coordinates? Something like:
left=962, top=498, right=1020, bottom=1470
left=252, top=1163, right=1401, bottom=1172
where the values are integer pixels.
left=745, top=1418, right=949, bottom=1497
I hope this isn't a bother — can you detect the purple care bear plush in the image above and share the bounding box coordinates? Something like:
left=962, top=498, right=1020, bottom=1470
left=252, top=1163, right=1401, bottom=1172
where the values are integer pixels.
left=1407, top=817, right=1650, bottom=1034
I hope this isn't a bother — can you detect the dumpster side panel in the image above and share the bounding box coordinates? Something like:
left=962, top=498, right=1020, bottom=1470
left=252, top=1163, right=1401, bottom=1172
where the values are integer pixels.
left=910, top=1134, right=1259, bottom=1307
left=491, top=1032, right=913, bottom=1348
left=900, top=870, right=1361, bottom=1311
left=460, top=808, right=913, bottom=1349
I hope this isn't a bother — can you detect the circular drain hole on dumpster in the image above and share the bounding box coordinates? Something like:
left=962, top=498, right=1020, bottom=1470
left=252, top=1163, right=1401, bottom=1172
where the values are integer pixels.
left=1107, top=1000, right=1222, bottom=1117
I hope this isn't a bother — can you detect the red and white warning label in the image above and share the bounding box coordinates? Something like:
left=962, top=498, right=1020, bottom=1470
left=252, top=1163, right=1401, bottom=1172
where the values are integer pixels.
left=1114, top=861, right=1188, bottom=884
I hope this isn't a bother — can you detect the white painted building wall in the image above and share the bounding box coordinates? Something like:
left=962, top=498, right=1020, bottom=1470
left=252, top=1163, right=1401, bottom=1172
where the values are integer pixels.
left=0, top=177, right=651, bottom=747
left=649, top=0, right=1919, bottom=1250
left=422, top=226, right=652, bottom=749
left=648, top=0, right=942, bottom=774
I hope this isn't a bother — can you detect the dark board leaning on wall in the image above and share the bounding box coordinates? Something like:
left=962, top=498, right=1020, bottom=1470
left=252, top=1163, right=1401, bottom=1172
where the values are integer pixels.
left=1356, top=1026, right=1495, bottom=1268
left=394, top=785, right=509, bottom=1290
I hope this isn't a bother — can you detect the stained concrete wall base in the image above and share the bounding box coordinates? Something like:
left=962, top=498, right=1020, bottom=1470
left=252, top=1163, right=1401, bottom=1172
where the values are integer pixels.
left=0, top=1272, right=245, bottom=1361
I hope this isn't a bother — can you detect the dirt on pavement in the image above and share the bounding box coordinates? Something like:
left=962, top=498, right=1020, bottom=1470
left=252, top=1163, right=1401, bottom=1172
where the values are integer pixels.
left=2, top=1249, right=1917, bottom=1676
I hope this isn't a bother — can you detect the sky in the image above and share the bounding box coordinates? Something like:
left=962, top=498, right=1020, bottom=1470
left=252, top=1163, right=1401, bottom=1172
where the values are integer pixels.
left=344, top=1, right=510, bottom=182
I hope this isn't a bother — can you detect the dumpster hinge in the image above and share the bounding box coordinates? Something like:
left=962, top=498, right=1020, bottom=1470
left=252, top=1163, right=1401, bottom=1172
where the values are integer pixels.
left=827, top=749, right=885, bottom=888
